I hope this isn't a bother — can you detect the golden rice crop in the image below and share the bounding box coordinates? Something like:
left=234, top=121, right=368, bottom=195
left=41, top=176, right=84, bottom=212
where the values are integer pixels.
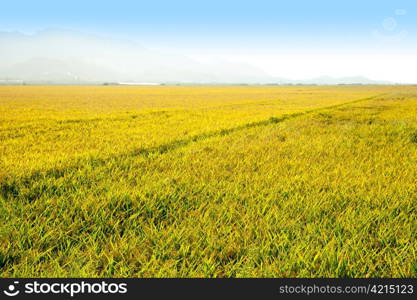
left=0, top=85, right=416, bottom=277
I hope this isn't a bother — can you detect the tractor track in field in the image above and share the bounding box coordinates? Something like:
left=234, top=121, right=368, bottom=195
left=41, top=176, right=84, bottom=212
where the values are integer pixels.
left=1, top=93, right=387, bottom=200
left=129, top=93, right=387, bottom=156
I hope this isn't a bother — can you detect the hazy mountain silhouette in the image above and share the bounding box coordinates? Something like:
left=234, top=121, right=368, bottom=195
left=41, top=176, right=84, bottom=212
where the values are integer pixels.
left=0, top=29, right=393, bottom=84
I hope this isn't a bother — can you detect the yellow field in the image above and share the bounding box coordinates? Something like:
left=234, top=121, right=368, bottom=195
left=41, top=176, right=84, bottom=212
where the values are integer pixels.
left=0, top=85, right=416, bottom=277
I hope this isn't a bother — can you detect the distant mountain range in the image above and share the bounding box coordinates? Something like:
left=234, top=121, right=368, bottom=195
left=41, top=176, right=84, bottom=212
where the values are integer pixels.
left=0, top=29, right=393, bottom=85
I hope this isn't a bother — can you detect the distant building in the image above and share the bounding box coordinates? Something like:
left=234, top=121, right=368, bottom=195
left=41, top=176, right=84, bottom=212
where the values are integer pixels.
left=0, top=79, right=24, bottom=85
left=118, top=82, right=160, bottom=86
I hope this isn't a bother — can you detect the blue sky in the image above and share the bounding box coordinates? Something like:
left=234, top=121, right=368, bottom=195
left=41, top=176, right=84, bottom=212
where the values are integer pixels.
left=2, top=1, right=416, bottom=45
left=1, top=0, right=416, bottom=81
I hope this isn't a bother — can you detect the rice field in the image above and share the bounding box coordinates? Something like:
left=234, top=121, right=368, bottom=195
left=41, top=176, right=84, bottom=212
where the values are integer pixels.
left=0, top=85, right=416, bottom=277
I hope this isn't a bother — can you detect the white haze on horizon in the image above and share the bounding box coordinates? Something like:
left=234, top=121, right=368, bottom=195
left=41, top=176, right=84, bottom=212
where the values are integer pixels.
left=189, top=54, right=417, bottom=84
left=0, top=29, right=415, bottom=84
